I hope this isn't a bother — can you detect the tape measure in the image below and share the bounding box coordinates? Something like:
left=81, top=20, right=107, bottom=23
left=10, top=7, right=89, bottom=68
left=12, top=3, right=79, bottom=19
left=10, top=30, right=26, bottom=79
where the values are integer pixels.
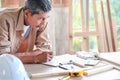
left=68, top=71, right=87, bottom=77
left=59, top=71, right=87, bottom=80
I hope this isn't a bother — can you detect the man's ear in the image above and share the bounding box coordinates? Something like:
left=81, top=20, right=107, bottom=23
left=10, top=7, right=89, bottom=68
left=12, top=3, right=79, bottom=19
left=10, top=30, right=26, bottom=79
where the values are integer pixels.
left=24, top=9, right=31, bottom=17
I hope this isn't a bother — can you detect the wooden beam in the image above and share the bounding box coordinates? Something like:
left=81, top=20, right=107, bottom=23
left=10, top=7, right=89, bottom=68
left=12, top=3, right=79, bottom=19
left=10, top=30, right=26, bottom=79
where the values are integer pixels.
left=100, top=0, right=109, bottom=52
left=74, top=31, right=99, bottom=37
left=84, top=0, right=89, bottom=51
left=68, top=0, right=74, bottom=54
left=106, top=0, right=116, bottom=51
left=80, top=0, right=89, bottom=51
left=80, top=0, right=85, bottom=31
left=93, top=0, right=102, bottom=51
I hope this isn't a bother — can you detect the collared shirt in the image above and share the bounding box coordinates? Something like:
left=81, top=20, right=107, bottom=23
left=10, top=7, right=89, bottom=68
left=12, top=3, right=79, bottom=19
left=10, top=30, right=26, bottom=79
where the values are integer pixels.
left=0, top=8, right=51, bottom=53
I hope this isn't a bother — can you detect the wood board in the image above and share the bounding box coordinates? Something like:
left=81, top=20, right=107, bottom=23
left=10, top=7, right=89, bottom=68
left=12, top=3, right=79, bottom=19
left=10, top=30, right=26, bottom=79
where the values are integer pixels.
left=98, top=52, right=120, bottom=66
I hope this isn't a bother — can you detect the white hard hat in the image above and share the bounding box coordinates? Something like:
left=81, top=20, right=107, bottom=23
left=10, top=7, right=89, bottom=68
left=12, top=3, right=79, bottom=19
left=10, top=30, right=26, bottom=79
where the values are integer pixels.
left=0, top=54, right=30, bottom=80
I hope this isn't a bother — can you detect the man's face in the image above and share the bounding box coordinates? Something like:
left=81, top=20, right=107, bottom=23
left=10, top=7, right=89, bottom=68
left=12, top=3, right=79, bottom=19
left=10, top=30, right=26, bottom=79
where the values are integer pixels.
left=24, top=10, right=50, bottom=27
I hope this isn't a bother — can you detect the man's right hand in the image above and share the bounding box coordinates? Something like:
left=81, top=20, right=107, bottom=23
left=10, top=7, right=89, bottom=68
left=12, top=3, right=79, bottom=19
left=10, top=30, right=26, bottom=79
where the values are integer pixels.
left=15, top=50, right=53, bottom=64
left=33, top=51, right=53, bottom=63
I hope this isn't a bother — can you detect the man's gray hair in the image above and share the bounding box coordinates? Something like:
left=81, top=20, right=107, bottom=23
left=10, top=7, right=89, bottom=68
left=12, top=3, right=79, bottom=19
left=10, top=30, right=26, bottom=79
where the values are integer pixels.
left=23, top=0, right=51, bottom=15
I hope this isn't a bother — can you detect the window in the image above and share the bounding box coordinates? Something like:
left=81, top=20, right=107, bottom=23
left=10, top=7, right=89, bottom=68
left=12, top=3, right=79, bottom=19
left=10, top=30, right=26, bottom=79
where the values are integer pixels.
left=72, top=0, right=120, bottom=52
left=110, top=1, right=120, bottom=51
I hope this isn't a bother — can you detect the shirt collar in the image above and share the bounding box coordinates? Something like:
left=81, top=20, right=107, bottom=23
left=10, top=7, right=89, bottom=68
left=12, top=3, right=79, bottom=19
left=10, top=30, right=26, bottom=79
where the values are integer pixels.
left=16, top=8, right=24, bottom=31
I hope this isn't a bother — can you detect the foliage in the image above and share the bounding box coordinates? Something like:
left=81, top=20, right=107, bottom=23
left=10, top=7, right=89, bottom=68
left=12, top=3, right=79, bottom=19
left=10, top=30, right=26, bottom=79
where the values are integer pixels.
left=73, top=37, right=82, bottom=51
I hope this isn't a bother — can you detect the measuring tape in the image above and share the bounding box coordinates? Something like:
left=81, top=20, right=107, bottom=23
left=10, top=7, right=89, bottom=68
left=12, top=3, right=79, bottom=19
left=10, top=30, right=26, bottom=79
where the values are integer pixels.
left=68, top=71, right=87, bottom=77
left=59, top=71, right=87, bottom=80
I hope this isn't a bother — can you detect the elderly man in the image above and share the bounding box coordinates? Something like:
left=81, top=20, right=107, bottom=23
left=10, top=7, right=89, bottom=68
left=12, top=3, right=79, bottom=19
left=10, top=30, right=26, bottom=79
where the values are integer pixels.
left=0, top=0, right=53, bottom=63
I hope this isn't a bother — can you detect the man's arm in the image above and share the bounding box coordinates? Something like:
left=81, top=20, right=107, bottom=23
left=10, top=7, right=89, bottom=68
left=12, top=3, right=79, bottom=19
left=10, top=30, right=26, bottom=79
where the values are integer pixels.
left=16, top=24, right=53, bottom=64
left=0, top=13, right=11, bottom=53
left=16, top=50, right=53, bottom=64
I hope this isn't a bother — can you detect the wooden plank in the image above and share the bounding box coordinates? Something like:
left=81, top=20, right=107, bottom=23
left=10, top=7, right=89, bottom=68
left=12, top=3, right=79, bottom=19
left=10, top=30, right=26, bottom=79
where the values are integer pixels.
left=87, top=65, right=113, bottom=76
left=100, top=0, right=109, bottom=52
left=83, top=0, right=89, bottom=51
left=106, top=0, right=116, bottom=51
left=80, top=0, right=89, bottom=51
left=98, top=52, right=120, bottom=67
left=93, top=0, right=102, bottom=52
left=74, top=31, right=99, bottom=37
left=68, top=0, right=74, bottom=54
left=92, top=0, right=98, bottom=31
left=112, top=21, right=117, bottom=51
left=85, top=0, right=89, bottom=32
left=80, top=0, right=85, bottom=31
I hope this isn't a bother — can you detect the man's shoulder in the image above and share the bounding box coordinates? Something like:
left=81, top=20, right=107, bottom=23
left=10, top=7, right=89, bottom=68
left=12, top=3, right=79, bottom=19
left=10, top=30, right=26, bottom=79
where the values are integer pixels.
left=0, top=7, right=21, bottom=12
left=0, top=7, right=22, bottom=19
left=0, top=7, right=22, bottom=16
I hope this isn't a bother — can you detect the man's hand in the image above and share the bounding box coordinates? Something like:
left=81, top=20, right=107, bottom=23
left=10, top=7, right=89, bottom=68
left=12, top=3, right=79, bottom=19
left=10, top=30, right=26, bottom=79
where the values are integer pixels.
left=34, top=51, right=53, bottom=63
left=15, top=50, right=53, bottom=64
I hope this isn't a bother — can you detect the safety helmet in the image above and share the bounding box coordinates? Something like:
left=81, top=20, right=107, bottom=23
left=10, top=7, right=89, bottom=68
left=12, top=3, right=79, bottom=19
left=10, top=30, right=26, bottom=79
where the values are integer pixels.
left=0, top=54, right=30, bottom=80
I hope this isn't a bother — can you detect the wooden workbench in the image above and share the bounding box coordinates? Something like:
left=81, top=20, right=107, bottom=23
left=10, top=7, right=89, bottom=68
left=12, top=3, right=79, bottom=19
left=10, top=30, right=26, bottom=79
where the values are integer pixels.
left=24, top=53, right=120, bottom=80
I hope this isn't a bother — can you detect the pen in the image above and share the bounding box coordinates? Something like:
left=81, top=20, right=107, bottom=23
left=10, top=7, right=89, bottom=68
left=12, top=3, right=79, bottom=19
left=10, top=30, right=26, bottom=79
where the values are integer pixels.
left=59, top=61, right=72, bottom=65
left=59, top=65, right=68, bottom=70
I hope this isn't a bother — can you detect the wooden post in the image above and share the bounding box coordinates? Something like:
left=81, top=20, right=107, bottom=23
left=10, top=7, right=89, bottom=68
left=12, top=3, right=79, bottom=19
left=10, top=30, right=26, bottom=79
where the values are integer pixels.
left=100, top=0, right=109, bottom=52
left=93, top=0, right=102, bottom=52
left=68, top=0, right=74, bottom=54
left=106, top=0, right=117, bottom=51
left=84, top=0, right=89, bottom=51
left=80, top=0, right=85, bottom=31
left=80, top=0, right=89, bottom=51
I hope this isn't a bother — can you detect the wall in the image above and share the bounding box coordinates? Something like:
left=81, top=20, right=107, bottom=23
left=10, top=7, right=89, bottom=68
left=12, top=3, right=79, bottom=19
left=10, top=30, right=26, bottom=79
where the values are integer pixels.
left=50, top=0, right=70, bottom=55
left=48, top=7, right=69, bottom=55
